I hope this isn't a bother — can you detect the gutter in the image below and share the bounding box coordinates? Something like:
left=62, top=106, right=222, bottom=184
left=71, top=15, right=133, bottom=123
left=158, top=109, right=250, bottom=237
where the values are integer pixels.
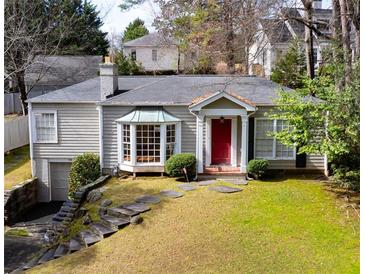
left=28, top=103, right=35, bottom=177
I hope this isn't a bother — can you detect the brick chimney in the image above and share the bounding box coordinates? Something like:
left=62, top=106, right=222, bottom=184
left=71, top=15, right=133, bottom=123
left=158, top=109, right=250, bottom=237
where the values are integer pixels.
left=100, top=56, right=118, bottom=101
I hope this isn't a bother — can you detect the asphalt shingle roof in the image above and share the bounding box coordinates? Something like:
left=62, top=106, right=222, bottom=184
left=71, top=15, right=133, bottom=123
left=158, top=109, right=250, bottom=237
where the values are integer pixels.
left=27, top=74, right=320, bottom=106
left=100, top=75, right=291, bottom=106
left=27, top=76, right=165, bottom=103
left=123, top=33, right=177, bottom=47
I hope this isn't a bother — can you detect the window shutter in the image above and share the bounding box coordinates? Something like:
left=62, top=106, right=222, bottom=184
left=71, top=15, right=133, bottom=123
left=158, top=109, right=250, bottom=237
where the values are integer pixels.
left=248, top=117, right=255, bottom=161
left=295, top=147, right=307, bottom=167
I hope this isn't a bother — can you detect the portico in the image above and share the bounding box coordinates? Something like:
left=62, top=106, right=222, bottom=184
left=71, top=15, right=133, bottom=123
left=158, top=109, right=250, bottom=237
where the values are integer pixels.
left=189, top=91, right=257, bottom=174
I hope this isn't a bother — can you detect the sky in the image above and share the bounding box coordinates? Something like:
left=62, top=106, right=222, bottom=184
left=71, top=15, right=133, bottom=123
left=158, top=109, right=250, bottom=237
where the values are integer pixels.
left=91, top=0, right=332, bottom=37
left=91, top=0, right=158, bottom=36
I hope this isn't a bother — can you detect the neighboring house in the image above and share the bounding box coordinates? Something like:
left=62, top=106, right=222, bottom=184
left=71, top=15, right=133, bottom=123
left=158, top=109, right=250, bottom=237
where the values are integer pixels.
left=249, top=3, right=332, bottom=77
left=27, top=61, right=326, bottom=202
left=25, top=55, right=103, bottom=98
left=122, top=33, right=197, bottom=73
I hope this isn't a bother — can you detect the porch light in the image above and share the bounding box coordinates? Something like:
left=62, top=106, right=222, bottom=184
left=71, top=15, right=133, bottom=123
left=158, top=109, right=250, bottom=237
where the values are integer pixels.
left=220, top=116, right=225, bottom=123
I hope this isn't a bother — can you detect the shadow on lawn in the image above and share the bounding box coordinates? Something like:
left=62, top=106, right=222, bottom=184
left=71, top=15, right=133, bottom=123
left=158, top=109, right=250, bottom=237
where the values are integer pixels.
left=323, top=182, right=360, bottom=208
left=259, top=172, right=324, bottom=183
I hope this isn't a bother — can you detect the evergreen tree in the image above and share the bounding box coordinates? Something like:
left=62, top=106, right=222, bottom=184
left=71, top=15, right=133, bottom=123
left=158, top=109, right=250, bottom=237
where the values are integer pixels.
left=271, top=39, right=306, bottom=89
left=122, top=18, right=149, bottom=43
left=54, top=0, right=109, bottom=55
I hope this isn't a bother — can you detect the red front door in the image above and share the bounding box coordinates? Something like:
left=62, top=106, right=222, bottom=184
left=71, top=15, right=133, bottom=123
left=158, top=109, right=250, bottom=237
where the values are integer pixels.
left=211, top=119, right=231, bottom=165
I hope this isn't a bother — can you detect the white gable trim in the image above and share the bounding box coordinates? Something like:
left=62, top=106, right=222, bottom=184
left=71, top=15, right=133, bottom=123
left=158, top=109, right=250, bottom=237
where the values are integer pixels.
left=189, top=91, right=256, bottom=112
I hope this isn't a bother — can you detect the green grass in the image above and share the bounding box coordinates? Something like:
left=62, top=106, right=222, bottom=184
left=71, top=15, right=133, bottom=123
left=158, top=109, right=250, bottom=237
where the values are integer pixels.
left=5, top=228, right=30, bottom=237
left=29, top=176, right=359, bottom=274
left=4, top=145, right=32, bottom=190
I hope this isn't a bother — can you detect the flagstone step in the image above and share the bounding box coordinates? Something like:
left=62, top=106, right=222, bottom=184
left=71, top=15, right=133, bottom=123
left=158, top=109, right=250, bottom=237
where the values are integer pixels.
left=177, top=184, right=197, bottom=191
left=69, top=237, right=84, bottom=253
left=135, top=195, right=161, bottom=204
left=38, top=248, right=56, bottom=265
left=101, top=214, right=130, bottom=229
left=208, top=185, right=243, bottom=193
left=160, top=190, right=184, bottom=198
left=90, top=222, right=118, bottom=238
left=122, top=203, right=151, bottom=213
left=79, top=230, right=102, bottom=246
left=54, top=243, right=69, bottom=259
left=107, top=207, right=138, bottom=219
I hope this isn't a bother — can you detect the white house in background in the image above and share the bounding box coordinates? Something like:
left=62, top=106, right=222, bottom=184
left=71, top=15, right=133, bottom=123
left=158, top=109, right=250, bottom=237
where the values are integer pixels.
left=249, top=3, right=332, bottom=78
left=123, top=33, right=187, bottom=73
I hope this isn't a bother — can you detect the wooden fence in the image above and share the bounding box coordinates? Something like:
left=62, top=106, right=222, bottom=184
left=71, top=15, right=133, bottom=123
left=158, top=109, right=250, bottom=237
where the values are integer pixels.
left=5, top=116, right=29, bottom=152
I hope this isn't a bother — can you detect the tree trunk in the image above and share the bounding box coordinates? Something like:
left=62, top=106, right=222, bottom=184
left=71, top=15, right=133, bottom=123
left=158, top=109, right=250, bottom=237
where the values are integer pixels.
left=339, top=0, right=352, bottom=85
left=347, top=0, right=360, bottom=60
left=302, top=0, right=315, bottom=79
left=15, top=70, right=28, bottom=115
left=224, top=0, right=235, bottom=74
left=331, top=0, right=342, bottom=58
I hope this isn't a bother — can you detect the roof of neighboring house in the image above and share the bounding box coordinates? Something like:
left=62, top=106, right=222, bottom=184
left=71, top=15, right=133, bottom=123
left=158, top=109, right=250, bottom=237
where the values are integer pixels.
left=123, top=33, right=177, bottom=47
left=265, top=7, right=333, bottom=46
left=25, top=55, right=103, bottom=88
left=27, top=76, right=166, bottom=103
left=260, top=19, right=294, bottom=44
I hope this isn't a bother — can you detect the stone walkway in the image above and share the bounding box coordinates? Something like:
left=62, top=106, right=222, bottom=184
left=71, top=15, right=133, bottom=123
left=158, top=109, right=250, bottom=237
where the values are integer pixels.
left=21, top=177, right=248, bottom=271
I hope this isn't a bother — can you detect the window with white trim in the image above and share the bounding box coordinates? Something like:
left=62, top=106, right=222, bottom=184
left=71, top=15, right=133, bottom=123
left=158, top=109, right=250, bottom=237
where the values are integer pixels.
left=34, top=112, right=57, bottom=143
left=166, top=124, right=176, bottom=160
left=123, top=124, right=131, bottom=162
left=136, top=125, right=160, bottom=163
left=255, top=119, right=294, bottom=159
left=152, top=49, right=157, bottom=61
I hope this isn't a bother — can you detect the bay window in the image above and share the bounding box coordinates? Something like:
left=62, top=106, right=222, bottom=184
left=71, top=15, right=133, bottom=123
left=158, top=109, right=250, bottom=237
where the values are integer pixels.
left=123, top=124, right=131, bottom=162
left=255, top=119, right=294, bottom=160
left=33, top=111, right=57, bottom=143
left=136, top=125, right=161, bottom=163
left=166, top=124, right=176, bottom=160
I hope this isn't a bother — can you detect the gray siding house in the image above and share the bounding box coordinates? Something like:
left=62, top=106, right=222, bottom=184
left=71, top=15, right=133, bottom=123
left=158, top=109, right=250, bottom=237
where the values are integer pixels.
left=28, top=61, right=326, bottom=202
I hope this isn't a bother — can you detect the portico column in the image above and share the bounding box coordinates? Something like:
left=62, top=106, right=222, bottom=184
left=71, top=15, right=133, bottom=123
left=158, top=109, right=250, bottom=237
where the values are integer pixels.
left=196, top=114, right=204, bottom=173
left=240, top=115, right=249, bottom=173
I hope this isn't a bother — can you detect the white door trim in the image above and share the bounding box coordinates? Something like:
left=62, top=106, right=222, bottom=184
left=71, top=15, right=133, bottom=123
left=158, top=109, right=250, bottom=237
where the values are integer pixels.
left=206, top=117, right=237, bottom=167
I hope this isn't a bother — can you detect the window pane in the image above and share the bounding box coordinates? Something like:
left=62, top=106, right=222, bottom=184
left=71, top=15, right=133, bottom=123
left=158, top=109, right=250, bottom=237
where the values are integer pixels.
left=255, top=119, right=274, bottom=158
left=275, top=120, right=293, bottom=158
left=35, top=113, right=56, bottom=142
left=123, top=124, right=131, bottom=161
left=136, top=125, right=161, bottom=163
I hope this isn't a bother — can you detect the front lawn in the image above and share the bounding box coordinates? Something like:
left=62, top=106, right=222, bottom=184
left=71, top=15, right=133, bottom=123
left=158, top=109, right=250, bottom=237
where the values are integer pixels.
left=29, top=176, right=359, bottom=274
left=4, top=145, right=32, bottom=190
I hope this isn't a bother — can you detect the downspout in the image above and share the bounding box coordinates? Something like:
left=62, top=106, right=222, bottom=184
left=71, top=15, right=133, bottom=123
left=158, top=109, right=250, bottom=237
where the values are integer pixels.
left=97, top=105, right=104, bottom=174
left=28, top=102, right=35, bottom=177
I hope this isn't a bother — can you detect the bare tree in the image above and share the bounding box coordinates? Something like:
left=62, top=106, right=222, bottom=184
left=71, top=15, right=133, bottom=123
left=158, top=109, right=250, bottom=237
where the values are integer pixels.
left=338, top=0, right=352, bottom=85
left=5, top=0, right=75, bottom=115
left=301, top=0, right=315, bottom=79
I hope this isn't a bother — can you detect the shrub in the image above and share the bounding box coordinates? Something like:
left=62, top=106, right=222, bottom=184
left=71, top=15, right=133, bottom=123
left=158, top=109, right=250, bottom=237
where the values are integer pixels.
left=69, top=152, right=100, bottom=197
left=333, top=168, right=360, bottom=192
left=165, top=153, right=196, bottom=179
left=247, top=159, right=269, bottom=179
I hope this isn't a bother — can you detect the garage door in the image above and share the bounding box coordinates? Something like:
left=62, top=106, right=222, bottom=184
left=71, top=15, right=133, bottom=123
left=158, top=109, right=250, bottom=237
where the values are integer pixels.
left=50, top=162, right=71, bottom=201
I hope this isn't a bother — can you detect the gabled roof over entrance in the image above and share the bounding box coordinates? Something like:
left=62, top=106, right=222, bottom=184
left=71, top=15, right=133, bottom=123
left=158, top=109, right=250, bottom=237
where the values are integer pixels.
left=116, top=107, right=180, bottom=123
left=189, top=91, right=257, bottom=112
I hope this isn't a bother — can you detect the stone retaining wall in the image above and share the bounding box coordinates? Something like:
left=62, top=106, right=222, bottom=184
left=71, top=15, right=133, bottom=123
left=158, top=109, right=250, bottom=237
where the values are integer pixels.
left=5, top=178, right=38, bottom=225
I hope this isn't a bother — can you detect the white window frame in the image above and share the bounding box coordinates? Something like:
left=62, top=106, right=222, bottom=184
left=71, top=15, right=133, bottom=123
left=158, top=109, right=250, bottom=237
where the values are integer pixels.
left=117, top=122, right=181, bottom=167
left=152, top=49, right=157, bottom=61
left=254, top=118, right=295, bottom=160
left=32, top=110, right=58, bottom=144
